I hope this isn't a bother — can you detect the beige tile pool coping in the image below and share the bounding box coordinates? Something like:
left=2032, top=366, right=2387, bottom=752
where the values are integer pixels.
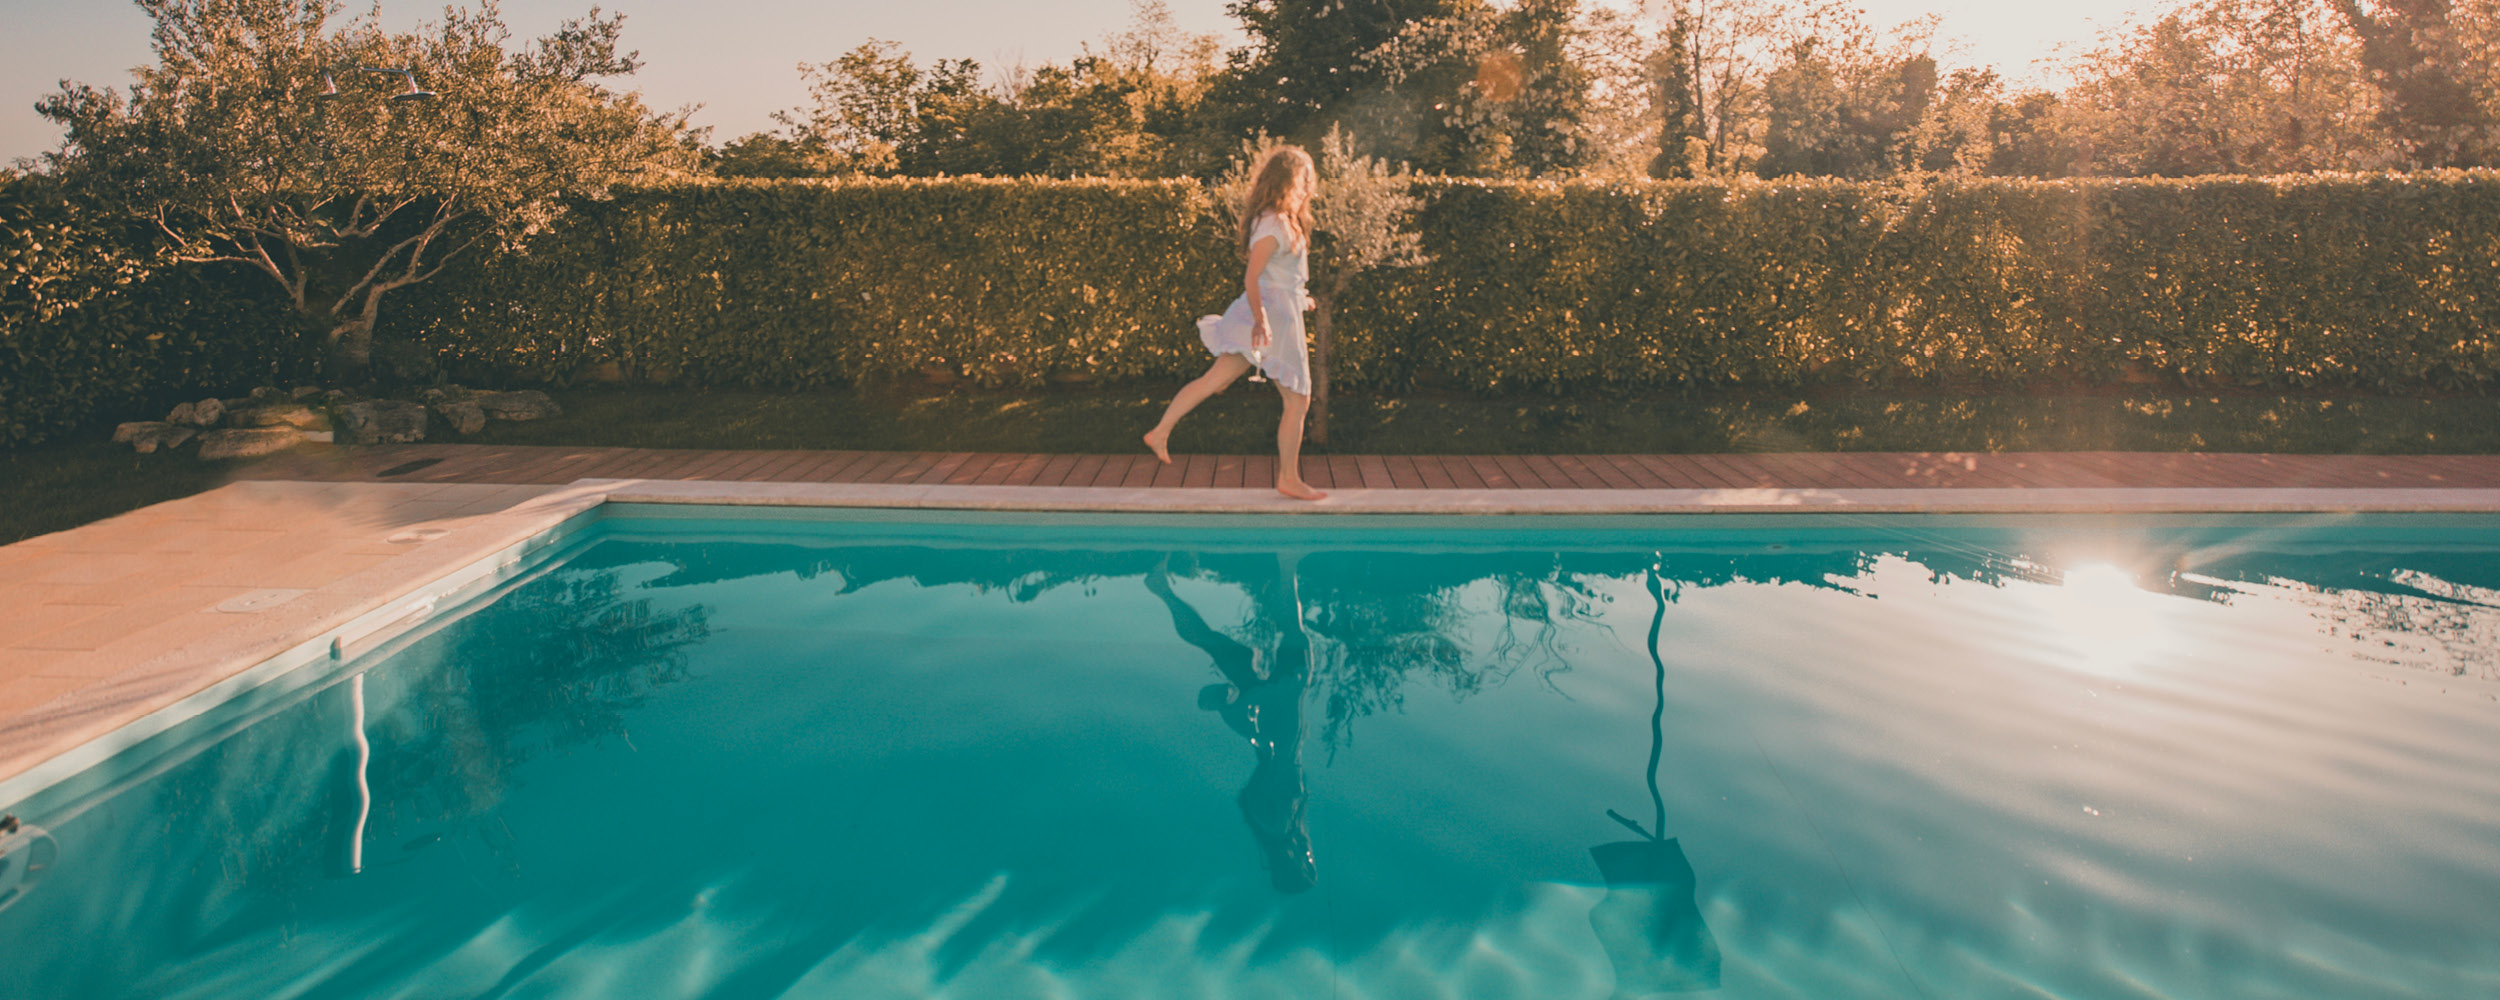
left=6, top=446, right=2500, bottom=801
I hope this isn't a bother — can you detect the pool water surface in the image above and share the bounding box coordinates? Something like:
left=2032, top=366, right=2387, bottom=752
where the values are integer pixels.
left=2, top=509, right=2495, bottom=999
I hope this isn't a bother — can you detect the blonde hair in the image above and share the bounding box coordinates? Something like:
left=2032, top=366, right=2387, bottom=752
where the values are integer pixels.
left=1240, top=145, right=1316, bottom=252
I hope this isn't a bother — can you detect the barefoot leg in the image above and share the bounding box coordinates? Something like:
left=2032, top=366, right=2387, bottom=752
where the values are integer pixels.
left=1273, top=386, right=1328, bottom=501
left=1146, top=355, right=1252, bottom=464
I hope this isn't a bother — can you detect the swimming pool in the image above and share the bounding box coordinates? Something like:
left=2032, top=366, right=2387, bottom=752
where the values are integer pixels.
left=2, top=508, right=2495, bottom=999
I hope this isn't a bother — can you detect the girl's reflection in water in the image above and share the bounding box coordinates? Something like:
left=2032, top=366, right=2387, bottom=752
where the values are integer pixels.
left=1145, top=553, right=1317, bottom=894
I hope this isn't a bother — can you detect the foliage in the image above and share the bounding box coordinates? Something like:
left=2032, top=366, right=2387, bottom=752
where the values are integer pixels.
left=1386, top=172, right=2500, bottom=391
left=720, top=2, right=1229, bottom=180
left=2050, top=0, right=2389, bottom=177
left=2335, top=0, right=2496, bottom=166
left=386, top=176, right=1237, bottom=388
left=1207, top=0, right=1479, bottom=150
left=1367, top=0, right=1596, bottom=177
left=35, top=0, right=700, bottom=376
left=359, top=171, right=2500, bottom=399
left=0, top=172, right=298, bottom=448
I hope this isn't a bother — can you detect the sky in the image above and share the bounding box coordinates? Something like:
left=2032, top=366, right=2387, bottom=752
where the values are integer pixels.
left=0, top=0, right=2152, bottom=166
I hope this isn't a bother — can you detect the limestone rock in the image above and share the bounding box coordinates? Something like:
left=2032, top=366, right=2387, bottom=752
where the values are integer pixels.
left=229, top=403, right=300, bottom=428
left=290, top=386, right=324, bottom=400
left=431, top=400, right=487, bottom=435
left=337, top=400, right=429, bottom=444
left=228, top=402, right=330, bottom=431
left=114, top=421, right=197, bottom=454
left=173, top=397, right=224, bottom=428
left=475, top=390, right=561, bottom=421
left=197, top=426, right=302, bottom=459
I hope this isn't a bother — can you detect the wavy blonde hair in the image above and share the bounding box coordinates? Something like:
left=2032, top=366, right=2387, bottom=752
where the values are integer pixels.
left=1239, top=145, right=1316, bottom=252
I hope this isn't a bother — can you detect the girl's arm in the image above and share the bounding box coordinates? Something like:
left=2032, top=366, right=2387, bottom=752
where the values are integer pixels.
left=1244, top=235, right=1278, bottom=349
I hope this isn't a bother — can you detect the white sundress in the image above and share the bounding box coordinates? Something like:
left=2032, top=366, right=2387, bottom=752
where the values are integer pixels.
left=1197, top=212, right=1313, bottom=395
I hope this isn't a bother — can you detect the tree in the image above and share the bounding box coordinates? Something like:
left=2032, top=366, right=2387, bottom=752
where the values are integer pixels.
left=1222, top=127, right=1426, bottom=445
left=1649, top=9, right=1704, bottom=178
left=2049, top=0, right=2386, bottom=176
left=744, top=5, right=1228, bottom=180
left=36, top=0, right=698, bottom=379
left=1208, top=0, right=1479, bottom=156
left=2333, top=0, right=2495, bottom=165
left=1368, top=0, right=1597, bottom=176
left=1753, top=5, right=1940, bottom=179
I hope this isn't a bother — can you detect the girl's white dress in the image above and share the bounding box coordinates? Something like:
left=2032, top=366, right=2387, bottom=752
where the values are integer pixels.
left=1197, top=212, right=1312, bottom=395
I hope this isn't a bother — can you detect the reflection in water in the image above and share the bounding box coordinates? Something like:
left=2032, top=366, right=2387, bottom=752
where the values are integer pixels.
left=0, top=817, right=56, bottom=917
left=1146, top=554, right=1316, bottom=893
left=1589, top=566, right=1723, bottom=996
left=4, top=515, right=2499, bottom=999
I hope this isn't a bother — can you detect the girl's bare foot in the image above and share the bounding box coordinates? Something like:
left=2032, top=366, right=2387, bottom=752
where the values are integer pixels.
left=1143, top=430, right=1171, bottom=464
left=1277, top=479, right=1327, bottom=501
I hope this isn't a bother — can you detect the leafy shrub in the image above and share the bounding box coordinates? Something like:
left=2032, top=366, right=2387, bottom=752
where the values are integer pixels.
left=13, top=171, right=2497, bottom=453
left=1, top=175, right=300, bottom=448
left=397, top=172, right=2500, bottom=395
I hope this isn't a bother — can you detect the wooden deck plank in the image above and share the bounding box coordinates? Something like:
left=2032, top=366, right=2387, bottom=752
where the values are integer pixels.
left=1322, top=456, right=1360, bottom=491
left=1488, top=455, right=1544, bottom=489
left=1437, top=456, right=1490, bottom=489
left=1031, top=454, right=1083, bottom=488
left=937, top=453, right=1002, bottom=485
left=1115, top=456, right=1162, bottom=489
left=1063, top=454, right=1109, bottom=488
left=1181, top=454, right=1219, bottom=488
left=1622, top=454, right=1711, bottom=490
left=235, top=446, right=2500, bottom=497
left=1412, top=455, right=1458, bottom=489
left=1563, top=454, right=1642, bottom=490
left=768, top=450, right=862, bottom=483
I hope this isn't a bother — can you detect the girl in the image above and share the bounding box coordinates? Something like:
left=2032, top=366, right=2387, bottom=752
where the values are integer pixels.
left=1143, top=145, right=1328, bottom=501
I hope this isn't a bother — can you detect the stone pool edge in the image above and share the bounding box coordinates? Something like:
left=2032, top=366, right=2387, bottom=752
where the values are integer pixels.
left=7, top=476, right=2500, bottom=797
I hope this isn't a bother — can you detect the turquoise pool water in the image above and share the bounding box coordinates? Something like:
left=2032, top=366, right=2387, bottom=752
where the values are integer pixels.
left=3, top=509, right=2497, bottom=999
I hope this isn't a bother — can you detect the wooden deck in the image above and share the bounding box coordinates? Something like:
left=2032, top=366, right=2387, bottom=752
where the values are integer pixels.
left=237, top=444, right=2500, bottom=491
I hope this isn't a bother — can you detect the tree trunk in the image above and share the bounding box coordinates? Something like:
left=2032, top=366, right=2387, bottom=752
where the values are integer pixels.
left=1308, top=297, right=1334, bottom=447
left=326, top=316, right=374, bottom=383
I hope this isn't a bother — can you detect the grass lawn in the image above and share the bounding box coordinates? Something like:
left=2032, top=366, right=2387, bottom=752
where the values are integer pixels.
left=8, top=382, right=2498, bottom=546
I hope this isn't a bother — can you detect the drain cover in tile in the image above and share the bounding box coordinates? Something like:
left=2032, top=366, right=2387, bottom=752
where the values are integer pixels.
left=214, top=589, right=309, bottom=613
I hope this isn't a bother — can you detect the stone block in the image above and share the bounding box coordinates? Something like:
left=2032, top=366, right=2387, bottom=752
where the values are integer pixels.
left=113, top=422, right=197, bottom=454
left=197, top=427, right=302, bottom=460
left=431, top=400, right=487, bottom=435
left=337, top=400, right=429, bottom=445
left=474, top=390, right=561, bottom=421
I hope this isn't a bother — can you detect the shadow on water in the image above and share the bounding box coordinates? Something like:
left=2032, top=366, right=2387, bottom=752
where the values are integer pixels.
left=4, top=514, right=2498, bottom=998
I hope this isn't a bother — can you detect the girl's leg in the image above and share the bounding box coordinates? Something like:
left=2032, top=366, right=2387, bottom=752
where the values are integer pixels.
left=1273, top=386, right=1327, bottom=501
left=1145, top=354, right=1253, bottom=463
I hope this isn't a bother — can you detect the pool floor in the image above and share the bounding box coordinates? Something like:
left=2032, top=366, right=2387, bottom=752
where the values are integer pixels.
left=3, top=510, right=2496, bottom=999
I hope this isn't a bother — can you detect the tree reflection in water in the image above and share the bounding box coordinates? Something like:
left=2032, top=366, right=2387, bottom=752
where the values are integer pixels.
left=362, top=568, right=713, bottom=845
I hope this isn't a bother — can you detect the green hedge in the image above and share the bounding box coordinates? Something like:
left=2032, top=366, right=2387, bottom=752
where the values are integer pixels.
left=391, top=172, right=2500, bottom=394
left=1382, top=173, right=2500, bottom=391
left=2, top=177, right=301, bottom=448
left=389, top=177, right=1239, bottom=387
left=12, top=172, right=2498, bottom=451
